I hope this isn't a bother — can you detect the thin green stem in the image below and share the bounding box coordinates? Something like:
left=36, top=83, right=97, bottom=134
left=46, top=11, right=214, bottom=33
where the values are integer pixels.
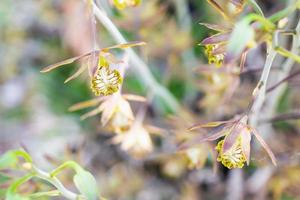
left=8, top=173, right=35, bottom=193
left=244, top=13, right=276, bottom=30
left=13, top=150, right=33, bottom=163
left=268, top=2, right=298, bottom=23
left=50, top=161, right=81, bottom=177
left=33, top=166, right=80, bottom=200
left=28, top=190, right=61, bottom=198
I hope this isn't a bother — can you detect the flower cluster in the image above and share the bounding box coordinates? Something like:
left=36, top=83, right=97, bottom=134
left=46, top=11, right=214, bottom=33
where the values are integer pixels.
left=215, top=136, right=246, bottom=169
left=200, top=0, right=279, bottom=68
left=41, top=42, right=145, bottom=96
left=171, top=114, right=214, bottom=170
left=41, top=42, right=156, bottom=158
left=184, top=115, right=277, bottom=169
left=112, top=120, right=153, bottom=158
left=200, top=0, right=245, bottom=67
left=184, top=144, right=211, bottom=169
left=69, top=85, right=155, bottom=158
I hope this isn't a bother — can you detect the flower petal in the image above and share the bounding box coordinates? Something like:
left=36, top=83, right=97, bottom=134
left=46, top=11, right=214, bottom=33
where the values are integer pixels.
left=64, top=59, right=89, bottom=83
left=101, top=41, right=146, bottom=52
left=100, top=100, right=117, bottom=126
left=222, top=123, right=243, bottom=153
left=80, top=105, right=105, bottom=120
left=199, top=23, right=230, bottom=32
left=69, top=97, right=108, bottom=112
left=40, top=51, right=97, bottom=73
left=240, top=127, right=252, bottom=165
left=122, top=94, right=147, bottom=102
left=180, top=126, right=230, bottom=150
left=188, top=120, right=235, bottom=130
left=206, top=0, right=229, bottom=19
left=201, top=33, right=230, bottom=45
left=250, top=127, right=277, bottom=166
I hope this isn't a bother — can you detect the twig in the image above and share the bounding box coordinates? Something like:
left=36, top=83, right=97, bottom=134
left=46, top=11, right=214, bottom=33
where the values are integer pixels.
left=32, top=166, right=80, bottom=200
left=249, top=46, right=277, bottom=126
left=261, top=110, right=300, bottom=123
left=250, top=5, right=300, bottom=133
left=257, top=14, right=300, bottom=127
left=91, top=1, right=181, bottom=112
left=266, top=69, right=300, bottom=93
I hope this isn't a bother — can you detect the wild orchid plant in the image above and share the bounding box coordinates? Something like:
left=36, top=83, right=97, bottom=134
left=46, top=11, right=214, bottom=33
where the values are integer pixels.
left=40, top=41, right=158, bottom=158
left=39, top=0, right=300, bottom=169
left=2, top=0, right=300, bottom=199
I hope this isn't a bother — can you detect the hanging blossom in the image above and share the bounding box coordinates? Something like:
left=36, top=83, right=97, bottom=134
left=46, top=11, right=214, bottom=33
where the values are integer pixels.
left=91, top=55, right=123, bottom=96
left=183, top=144, right=213, bottom=169
left=41, top=41, right=146, bottom=97
left=171, top=114, right=215, bottom=170
left=67, top=54, right=146, bottom=134
left=112, top=0, right=141, bottom=10
left=69, top=92, right=146, bottom=133
left=182, top=115, right=277, bottom=169
left=200, top=0, right=246, bottom=67
left=112, top=118, right=153, bottom=158
left=110, top=99, right=163, bottom=158
left=41, top=41, right=148, bottom=134
left=200, top=0, right=278, bottom=68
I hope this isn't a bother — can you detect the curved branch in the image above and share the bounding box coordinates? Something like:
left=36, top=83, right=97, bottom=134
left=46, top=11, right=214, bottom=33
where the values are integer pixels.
left=33, top=166, right=79, bottom=200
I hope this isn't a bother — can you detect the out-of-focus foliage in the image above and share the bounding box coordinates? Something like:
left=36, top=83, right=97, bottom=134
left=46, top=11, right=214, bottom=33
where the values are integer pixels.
left=0, top=149, right=100, bottom=199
